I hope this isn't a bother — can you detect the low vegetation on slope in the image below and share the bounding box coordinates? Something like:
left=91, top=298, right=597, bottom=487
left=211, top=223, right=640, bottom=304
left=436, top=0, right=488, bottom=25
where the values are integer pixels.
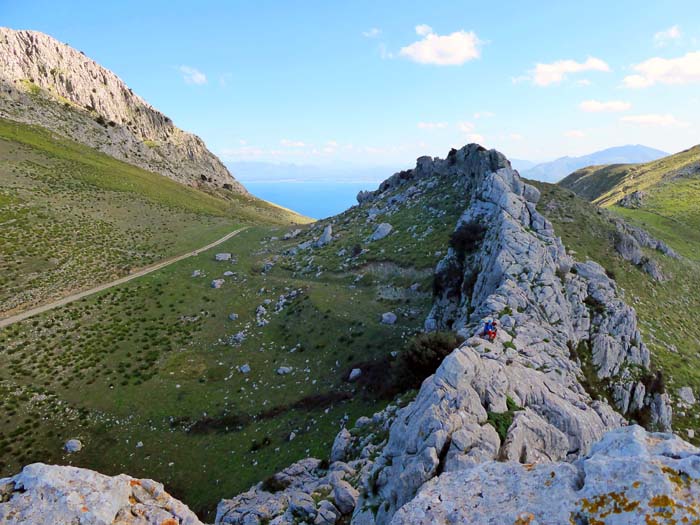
left=559, top=144, right=700, bottom=207
left=533, top=181, right=700, bottom=444
left=0, top=118, right=308, bottom=314
left=0, top=166, right=465, bottom=518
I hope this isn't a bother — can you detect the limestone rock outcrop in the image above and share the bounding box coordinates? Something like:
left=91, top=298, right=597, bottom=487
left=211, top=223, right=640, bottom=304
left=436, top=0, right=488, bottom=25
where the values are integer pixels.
left=0, top=463, right=203, bottom=525
left=392, top=425, right=700, bottom=525
left=0, top=27, right=245, bottom=192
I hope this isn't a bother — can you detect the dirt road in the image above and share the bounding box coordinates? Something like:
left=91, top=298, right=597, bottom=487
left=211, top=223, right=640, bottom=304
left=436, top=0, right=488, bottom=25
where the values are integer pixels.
left=0, top=227, right=248, bottom=329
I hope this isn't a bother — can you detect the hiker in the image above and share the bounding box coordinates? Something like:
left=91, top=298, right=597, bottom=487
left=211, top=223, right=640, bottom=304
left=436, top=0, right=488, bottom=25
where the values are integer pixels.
left=482, top=319, right=498, bottom=341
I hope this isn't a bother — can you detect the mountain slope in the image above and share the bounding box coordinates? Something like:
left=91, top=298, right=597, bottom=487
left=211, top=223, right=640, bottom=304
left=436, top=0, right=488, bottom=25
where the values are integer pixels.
left=559, top=145, right=700, bottom=261
left=0, top=117, right=308, bottom=315
left=521, top=145, right=668, bottom=183
left=0, top=27, right=244, bottom=192
left=2, top=144, right=697, bottom=525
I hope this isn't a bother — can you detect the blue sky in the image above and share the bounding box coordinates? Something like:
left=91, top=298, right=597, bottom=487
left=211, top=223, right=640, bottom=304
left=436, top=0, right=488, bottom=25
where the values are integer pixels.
left=3, top=0, right=700, bottom=167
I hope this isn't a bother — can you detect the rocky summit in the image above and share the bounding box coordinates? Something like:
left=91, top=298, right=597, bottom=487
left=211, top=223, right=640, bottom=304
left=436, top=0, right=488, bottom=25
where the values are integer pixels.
left=1, top=144, right=697, bottom=524
left=0, top=27, right=245, bottom=192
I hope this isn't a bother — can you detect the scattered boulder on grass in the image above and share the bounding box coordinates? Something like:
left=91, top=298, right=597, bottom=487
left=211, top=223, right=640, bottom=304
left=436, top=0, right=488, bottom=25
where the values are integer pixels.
left=381, top=312, right=397, bottom=325
left=284, top=229, right=302, bottom=240
left=277, top=366, right=293, bottom=375
left=678, top=386, right=696, bottom=405
left=370, top=223, right=393, bottom=241
left=63, top=440, right=82, bottom=453
left=211, top=279, right=225, bottom=289
left=239, top=364, right=251, bottom=374
left=348, top=368, right=362, bottom=381
left=215, top=253, right=232, bottom=261
left=228, top=313, right=239, bottom=321
left=191, top=269, right=202, bottom=277
left=316, top=224, right=333, bottom=247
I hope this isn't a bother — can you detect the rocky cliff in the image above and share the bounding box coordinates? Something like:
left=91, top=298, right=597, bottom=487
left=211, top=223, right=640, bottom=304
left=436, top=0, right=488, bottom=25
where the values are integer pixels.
left=1, top=145, right=694, bottom=524
left=0, top=27, right=245, bottom=192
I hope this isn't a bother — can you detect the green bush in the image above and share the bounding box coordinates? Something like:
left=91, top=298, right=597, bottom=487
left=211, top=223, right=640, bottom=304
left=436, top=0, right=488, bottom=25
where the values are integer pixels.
left=394, top=331, right=465, bottom=391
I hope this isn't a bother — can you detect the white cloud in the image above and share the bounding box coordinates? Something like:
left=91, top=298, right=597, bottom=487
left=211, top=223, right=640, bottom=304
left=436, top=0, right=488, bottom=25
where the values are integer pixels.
left=179, top=65, right=207, bottom=85
left=474, top=111, right=494, bottom=119
left=362, top=27, right=381, bottom=38
left=456, top=121, right=475, bottom=132
left=399, top=25, right=481, bottom=65
left=623, top=51, right=700, bottom=88
left=654, top=25, right=682, bottom=47
left=510, top=133, right=523, bottom=141
left=280, top=139, right=306, bottom=147
left=418, top=121, right=448, bottom=130
left=415, top=24, right=433, bottom=36
left=575, top=79, right=592, bottom=86
left=564, top=130, right=586, bottom=138
left=467, top=133, right=484, bottom=143
left=620, top=113, right=689, bottom=127
left=579, top=99, right=631, bottom=112
left=530, top=57, right=610, bottom=86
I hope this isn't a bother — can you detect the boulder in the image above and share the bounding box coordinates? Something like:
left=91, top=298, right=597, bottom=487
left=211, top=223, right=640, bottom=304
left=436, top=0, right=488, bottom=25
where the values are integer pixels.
left=211, top=279, right=225, bottom=289
left=357, top=190, right=374, bottom=204
left=380, top=312, right=397, bottom=325
left=277, top=366, right=293, bottom=375
left=332, top=480, right=358, bottom=515
left=239, top=364, right=251, bottom=374
left=63, top=440, right=82, bottom=454
left=228, top=313, right=239, bottom=321
left=0, top=463, right=203, bottom=525
left=369, top=223, right=392, bottom=241
left=348, top=368, right=362, bottom=382
left=678, top=386, right=696, bottom=406
left=330, top=429, right=353, bottom=462
left=316, top=225, right=333, bottom=247
left=215, top=253, right=232, bottom=261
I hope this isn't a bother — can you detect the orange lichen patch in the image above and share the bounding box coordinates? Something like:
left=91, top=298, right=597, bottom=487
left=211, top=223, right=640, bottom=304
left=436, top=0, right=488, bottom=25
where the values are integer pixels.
left=81, top=506, right=88, bottom=513
left=633, top=481, right=642, bottom=489
left=514, top=512, right=535, bottom=524
left=580, top=491, right=640, bottom=516
left=523, top=463, right=535, bottom=471
left=160, top=519, right=178, bottom=525
left=129, top=479, right=142, bottom=487
left=650, top=494, right=676, bottom=508
left=662, top=466, right=693, bottom=490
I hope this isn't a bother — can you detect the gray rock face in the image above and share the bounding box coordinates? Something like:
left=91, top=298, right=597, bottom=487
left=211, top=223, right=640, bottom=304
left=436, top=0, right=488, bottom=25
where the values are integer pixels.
left=369, top=223, right=393, bottom=241
left=392, top=425, right=700, bottom=525
left=348, top=368, right=362, bottom=382
left=355, top=145, right=670, bottom=524
left=0, top=28, right=245, bottom=192
left=0, top=463, right=203, bottom=525
left=357, top=190, right=374, bottom=204
left=212, top=145, right=674, bottom=525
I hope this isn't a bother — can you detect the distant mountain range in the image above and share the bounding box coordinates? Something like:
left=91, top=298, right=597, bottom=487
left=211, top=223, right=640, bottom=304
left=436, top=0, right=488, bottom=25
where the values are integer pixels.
left=518, top=145, right=669, bottom=183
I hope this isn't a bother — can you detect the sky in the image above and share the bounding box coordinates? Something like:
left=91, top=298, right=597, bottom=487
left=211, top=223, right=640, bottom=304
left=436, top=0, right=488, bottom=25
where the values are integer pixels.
left=3, top=0, right=700, bottom=169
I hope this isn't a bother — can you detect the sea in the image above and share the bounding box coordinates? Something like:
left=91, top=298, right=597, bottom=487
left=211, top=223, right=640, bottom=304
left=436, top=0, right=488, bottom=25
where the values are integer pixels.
left=242, top=181, right=379, bottom=220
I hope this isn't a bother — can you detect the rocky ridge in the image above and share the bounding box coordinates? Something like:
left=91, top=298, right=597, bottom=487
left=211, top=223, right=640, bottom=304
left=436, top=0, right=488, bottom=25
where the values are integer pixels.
left=0, top=145, right=693, bottom=524
left=0, top=27, right=245, bottom=192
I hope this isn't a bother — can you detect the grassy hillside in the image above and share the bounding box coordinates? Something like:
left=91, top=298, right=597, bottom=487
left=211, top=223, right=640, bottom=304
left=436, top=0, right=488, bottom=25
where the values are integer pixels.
left=533, top=181, right=700, bottom=444
left=0, top=118, right=309, bottom=314
left=559, top=145, right=700, bottom=207
left=0, top=164, right=465, bottom=519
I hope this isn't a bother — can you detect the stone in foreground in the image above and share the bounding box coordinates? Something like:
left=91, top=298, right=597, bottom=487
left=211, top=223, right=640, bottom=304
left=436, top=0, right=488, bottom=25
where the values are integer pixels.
left=0, top=463, right=203, bottom=525
left=392, top=425, right=700, bottom=525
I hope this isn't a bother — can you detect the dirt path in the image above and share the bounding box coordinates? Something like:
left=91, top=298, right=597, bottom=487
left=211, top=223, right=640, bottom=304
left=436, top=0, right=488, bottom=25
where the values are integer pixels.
left=0, top=227, right=248, bottom=329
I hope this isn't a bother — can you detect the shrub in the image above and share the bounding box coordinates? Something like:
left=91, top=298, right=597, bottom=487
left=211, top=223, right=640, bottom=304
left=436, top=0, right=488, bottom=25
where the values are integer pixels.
left=261, top=474, right=291, bottom=493
left=449, top=221, right=486, bottom=257
left=394, top=331, right=465, bottom=391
